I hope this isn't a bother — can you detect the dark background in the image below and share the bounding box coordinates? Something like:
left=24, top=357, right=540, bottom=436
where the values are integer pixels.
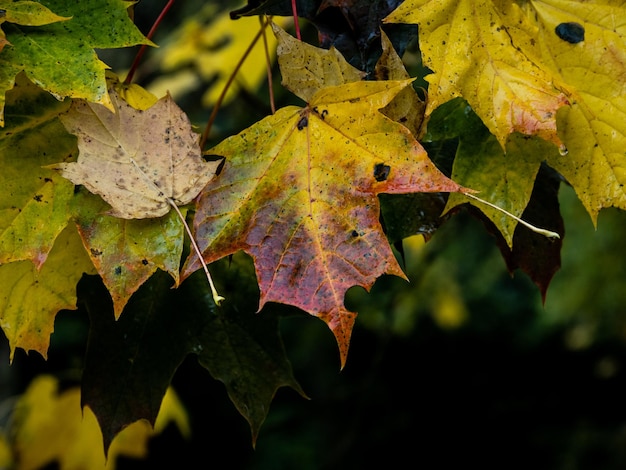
left=2, top=1, right=626, bottom=468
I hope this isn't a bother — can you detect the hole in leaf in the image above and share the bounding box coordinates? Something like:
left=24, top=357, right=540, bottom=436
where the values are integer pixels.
left=373, top=163, right=391, bottom=181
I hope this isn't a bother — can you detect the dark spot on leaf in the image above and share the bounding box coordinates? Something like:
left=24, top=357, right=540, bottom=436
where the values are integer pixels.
left=114, top=266, right=122, bottom=275
left=297, top=115, right=308, bottom=130
left=214, top=157, right=226, bottom=175
left=44, top=177, right=52, bottom=183
left=142, top=259, right=149, bottom=265
left=373, top=163, right=391, bottom=182
left=351, top=230, right=359, bottom=238
left=555, top=22, right=585, bottom=44
left=33, top=194, right=43, bottom=202
left=90, top=248, right=103, bottom=256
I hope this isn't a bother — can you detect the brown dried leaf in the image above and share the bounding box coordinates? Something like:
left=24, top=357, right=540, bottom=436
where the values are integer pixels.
left=49, top=90, right=219, bottom=219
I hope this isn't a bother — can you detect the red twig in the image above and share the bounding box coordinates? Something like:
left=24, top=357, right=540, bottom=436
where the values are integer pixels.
left=199, top=17, right=271, bottom=150
left=260, top=16, right=276, bottom=114
left=125, top=0, right=176, bottom=84
left=291, top=0, right=301, bottom=40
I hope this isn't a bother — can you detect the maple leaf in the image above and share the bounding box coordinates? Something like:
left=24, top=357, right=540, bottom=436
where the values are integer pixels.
left=518, top=0, right=626, bottom=222
left=0, top=0, right=69, bottom=53
left=444, top=120, right=557, bottom=247
left=80, top=261, right=305, bottom=451
left=0, top=74, right=76, bottom=269
left=50, top=89, right=218, bottom=219
left=0, top=225, right=96, bottom=361
left=274, top=22, right=365, bottom=100
left=183, top=76, right=466, bottom=367
left=48, top=87, right=221, bottom=314
left=384, top=0, right=569, bottom=147
left=72, top=191, right=186, bottom=318
left=0, top=0, right=153, bottom=125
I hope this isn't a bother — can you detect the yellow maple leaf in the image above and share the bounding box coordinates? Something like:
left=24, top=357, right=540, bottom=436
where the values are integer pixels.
left=385, top=0, right=569, bottom=147
left=521, top=0, right=626, bottom=222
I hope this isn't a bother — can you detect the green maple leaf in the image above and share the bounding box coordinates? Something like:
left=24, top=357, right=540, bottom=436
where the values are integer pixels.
left=0, top=0, right=70, bottom=53
left=80, top=257, right=305, bottom=452
left=0, top=0, right=153, bottom=125
left=72, top=191, right=186, bottom=318
left=0, top=74, right=75, bottom=268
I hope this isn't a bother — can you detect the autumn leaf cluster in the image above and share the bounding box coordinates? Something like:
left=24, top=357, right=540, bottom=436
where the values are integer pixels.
left=0, top=0, right=625, bottom=464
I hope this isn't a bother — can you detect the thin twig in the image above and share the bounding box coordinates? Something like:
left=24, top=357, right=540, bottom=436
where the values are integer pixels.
left=260, top=16, right=276, bottom=114
left=199, top=16, right=272, bottom=150
left=291, top=0, right=301, bottom=40
left=125, top=0, right=176, bottom=84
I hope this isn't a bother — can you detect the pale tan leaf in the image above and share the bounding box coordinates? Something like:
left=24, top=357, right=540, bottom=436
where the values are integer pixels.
left=49, top=90, right=220, bottom=219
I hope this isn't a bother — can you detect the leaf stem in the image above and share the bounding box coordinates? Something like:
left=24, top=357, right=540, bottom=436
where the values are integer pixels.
left=462, top=192, right=560, bottom=239
left=124, top=0, right=176, bottom=84
left=200, top=16, right=272, bottom=150
left=168, top=199, right=225, bottom=306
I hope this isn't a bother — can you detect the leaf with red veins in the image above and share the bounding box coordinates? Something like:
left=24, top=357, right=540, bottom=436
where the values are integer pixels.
left=183, top=79, right=468, bottom=367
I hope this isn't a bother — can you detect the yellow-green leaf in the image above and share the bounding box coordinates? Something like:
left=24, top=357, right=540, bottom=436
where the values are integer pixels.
left=0, top=74, right=75, bottom=268
left=445, top=133, right=557, bottom=246
left=0, top=225, right=95, bottom=361
left=0, top=1, right=70, bottom=26
left=8, top=375, right=189, bottom=470
left=73, top=191, right=185, bottom=318
left=0, top=0, right=153, bottom=125
left=385, top=0, right=569, bottom=147
left=522, top=0, right=626, bottom=221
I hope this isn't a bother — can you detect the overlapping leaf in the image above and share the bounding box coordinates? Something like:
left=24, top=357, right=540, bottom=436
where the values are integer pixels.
left=72, top=192, right=185, bottom=318
left=0, top=0, right=153, bottom=125
left=0, top=74, right=75, bottom=268
left=387, top=0, right=626, bottom=231
left=522, top=0, right=626, bottom=222
left=51, top=89, right=218, bottom=220
left=48, top=87, right=221, bottom=315
left=385, top=0, right=569, bottom=147
left=0, top=0, right=69, bottom=53
left=0, top=225, right=95, bottom=361
left=183, top=29, right=467, bottom=367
